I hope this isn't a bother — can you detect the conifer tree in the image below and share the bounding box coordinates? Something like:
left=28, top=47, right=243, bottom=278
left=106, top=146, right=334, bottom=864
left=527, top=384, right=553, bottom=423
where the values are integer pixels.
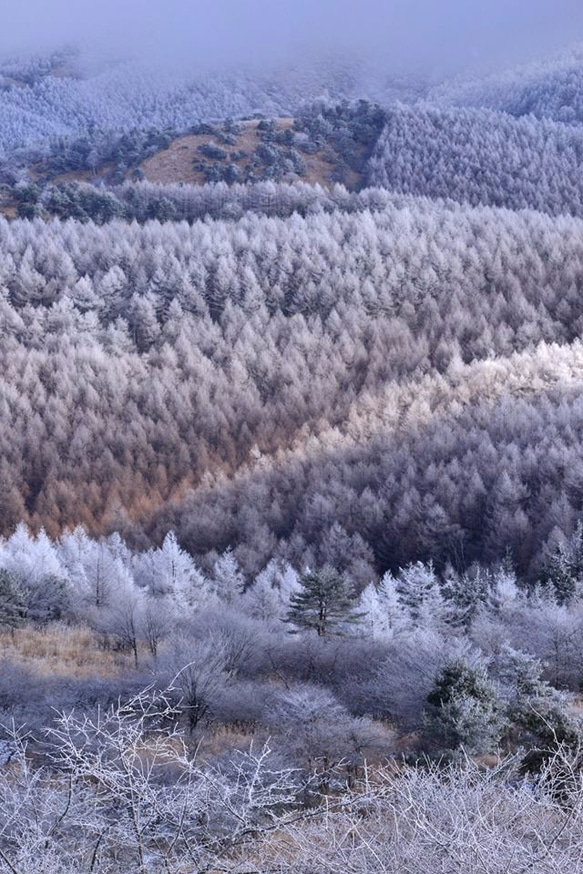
left=397, top=561, right=439, bottom=622
left=542, top=536, right=577, bottom=604
left=424, top=660, right=506, bottom=754
left=212, top=549, right=245, bottom=605
left=284, top=566, right=363, bottom=637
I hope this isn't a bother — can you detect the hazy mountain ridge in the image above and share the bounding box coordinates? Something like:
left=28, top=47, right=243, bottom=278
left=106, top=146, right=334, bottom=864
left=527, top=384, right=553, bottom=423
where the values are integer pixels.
left=431, top=44, right=583, bottom=123
left=0, top=48, right=421, bottom=158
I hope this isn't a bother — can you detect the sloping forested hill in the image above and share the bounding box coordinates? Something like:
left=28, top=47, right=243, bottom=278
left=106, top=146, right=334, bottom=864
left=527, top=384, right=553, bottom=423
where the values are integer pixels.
left=2, top=197, right=583, bottom=579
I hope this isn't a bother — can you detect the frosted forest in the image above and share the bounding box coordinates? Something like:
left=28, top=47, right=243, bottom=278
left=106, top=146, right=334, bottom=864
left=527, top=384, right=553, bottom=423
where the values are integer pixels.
left=3, top=7, right=583, bottom=871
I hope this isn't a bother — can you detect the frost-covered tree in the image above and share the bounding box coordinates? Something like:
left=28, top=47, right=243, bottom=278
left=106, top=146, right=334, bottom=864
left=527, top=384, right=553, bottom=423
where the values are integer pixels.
left=359, top=572, right=409, bottom=639
left=135, top=532, right=210, bottom=609
left=0, top=525, right=69, bottom=622
left=242, top=559, right=299, bottom=622
left=396, top=562, right=440, bottom=623
left=94, top=587, right=146, bottom=668
left=541, top=522, right=583, bottom=604
left=212, top=549, right=245, bottom=605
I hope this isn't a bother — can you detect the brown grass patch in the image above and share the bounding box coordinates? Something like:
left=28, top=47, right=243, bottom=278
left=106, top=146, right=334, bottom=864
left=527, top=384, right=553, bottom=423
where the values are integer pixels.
left=194, top=724, right=258, bottom=762
left=0, top=623, right=133, bottom=678
left=49, top=165, right=116, bottom=185
left=140, top=118, right=339, bottom=189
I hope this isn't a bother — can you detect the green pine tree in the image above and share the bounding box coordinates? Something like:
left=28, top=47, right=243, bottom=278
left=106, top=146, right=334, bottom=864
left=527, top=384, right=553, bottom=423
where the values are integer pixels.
left=424, top=660, right=506, bottom=754
left=543, top=538, right=577, bottom=604
left=284, top=566, right=364, bottom=637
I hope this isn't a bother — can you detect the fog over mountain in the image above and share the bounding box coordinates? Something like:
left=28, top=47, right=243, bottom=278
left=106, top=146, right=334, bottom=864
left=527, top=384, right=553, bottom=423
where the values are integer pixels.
left=3, top=0, right=583, bottom=72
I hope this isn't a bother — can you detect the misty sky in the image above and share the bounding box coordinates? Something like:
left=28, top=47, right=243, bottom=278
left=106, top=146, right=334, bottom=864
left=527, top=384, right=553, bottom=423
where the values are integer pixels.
left=3, top=0, right=583, bottom=70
